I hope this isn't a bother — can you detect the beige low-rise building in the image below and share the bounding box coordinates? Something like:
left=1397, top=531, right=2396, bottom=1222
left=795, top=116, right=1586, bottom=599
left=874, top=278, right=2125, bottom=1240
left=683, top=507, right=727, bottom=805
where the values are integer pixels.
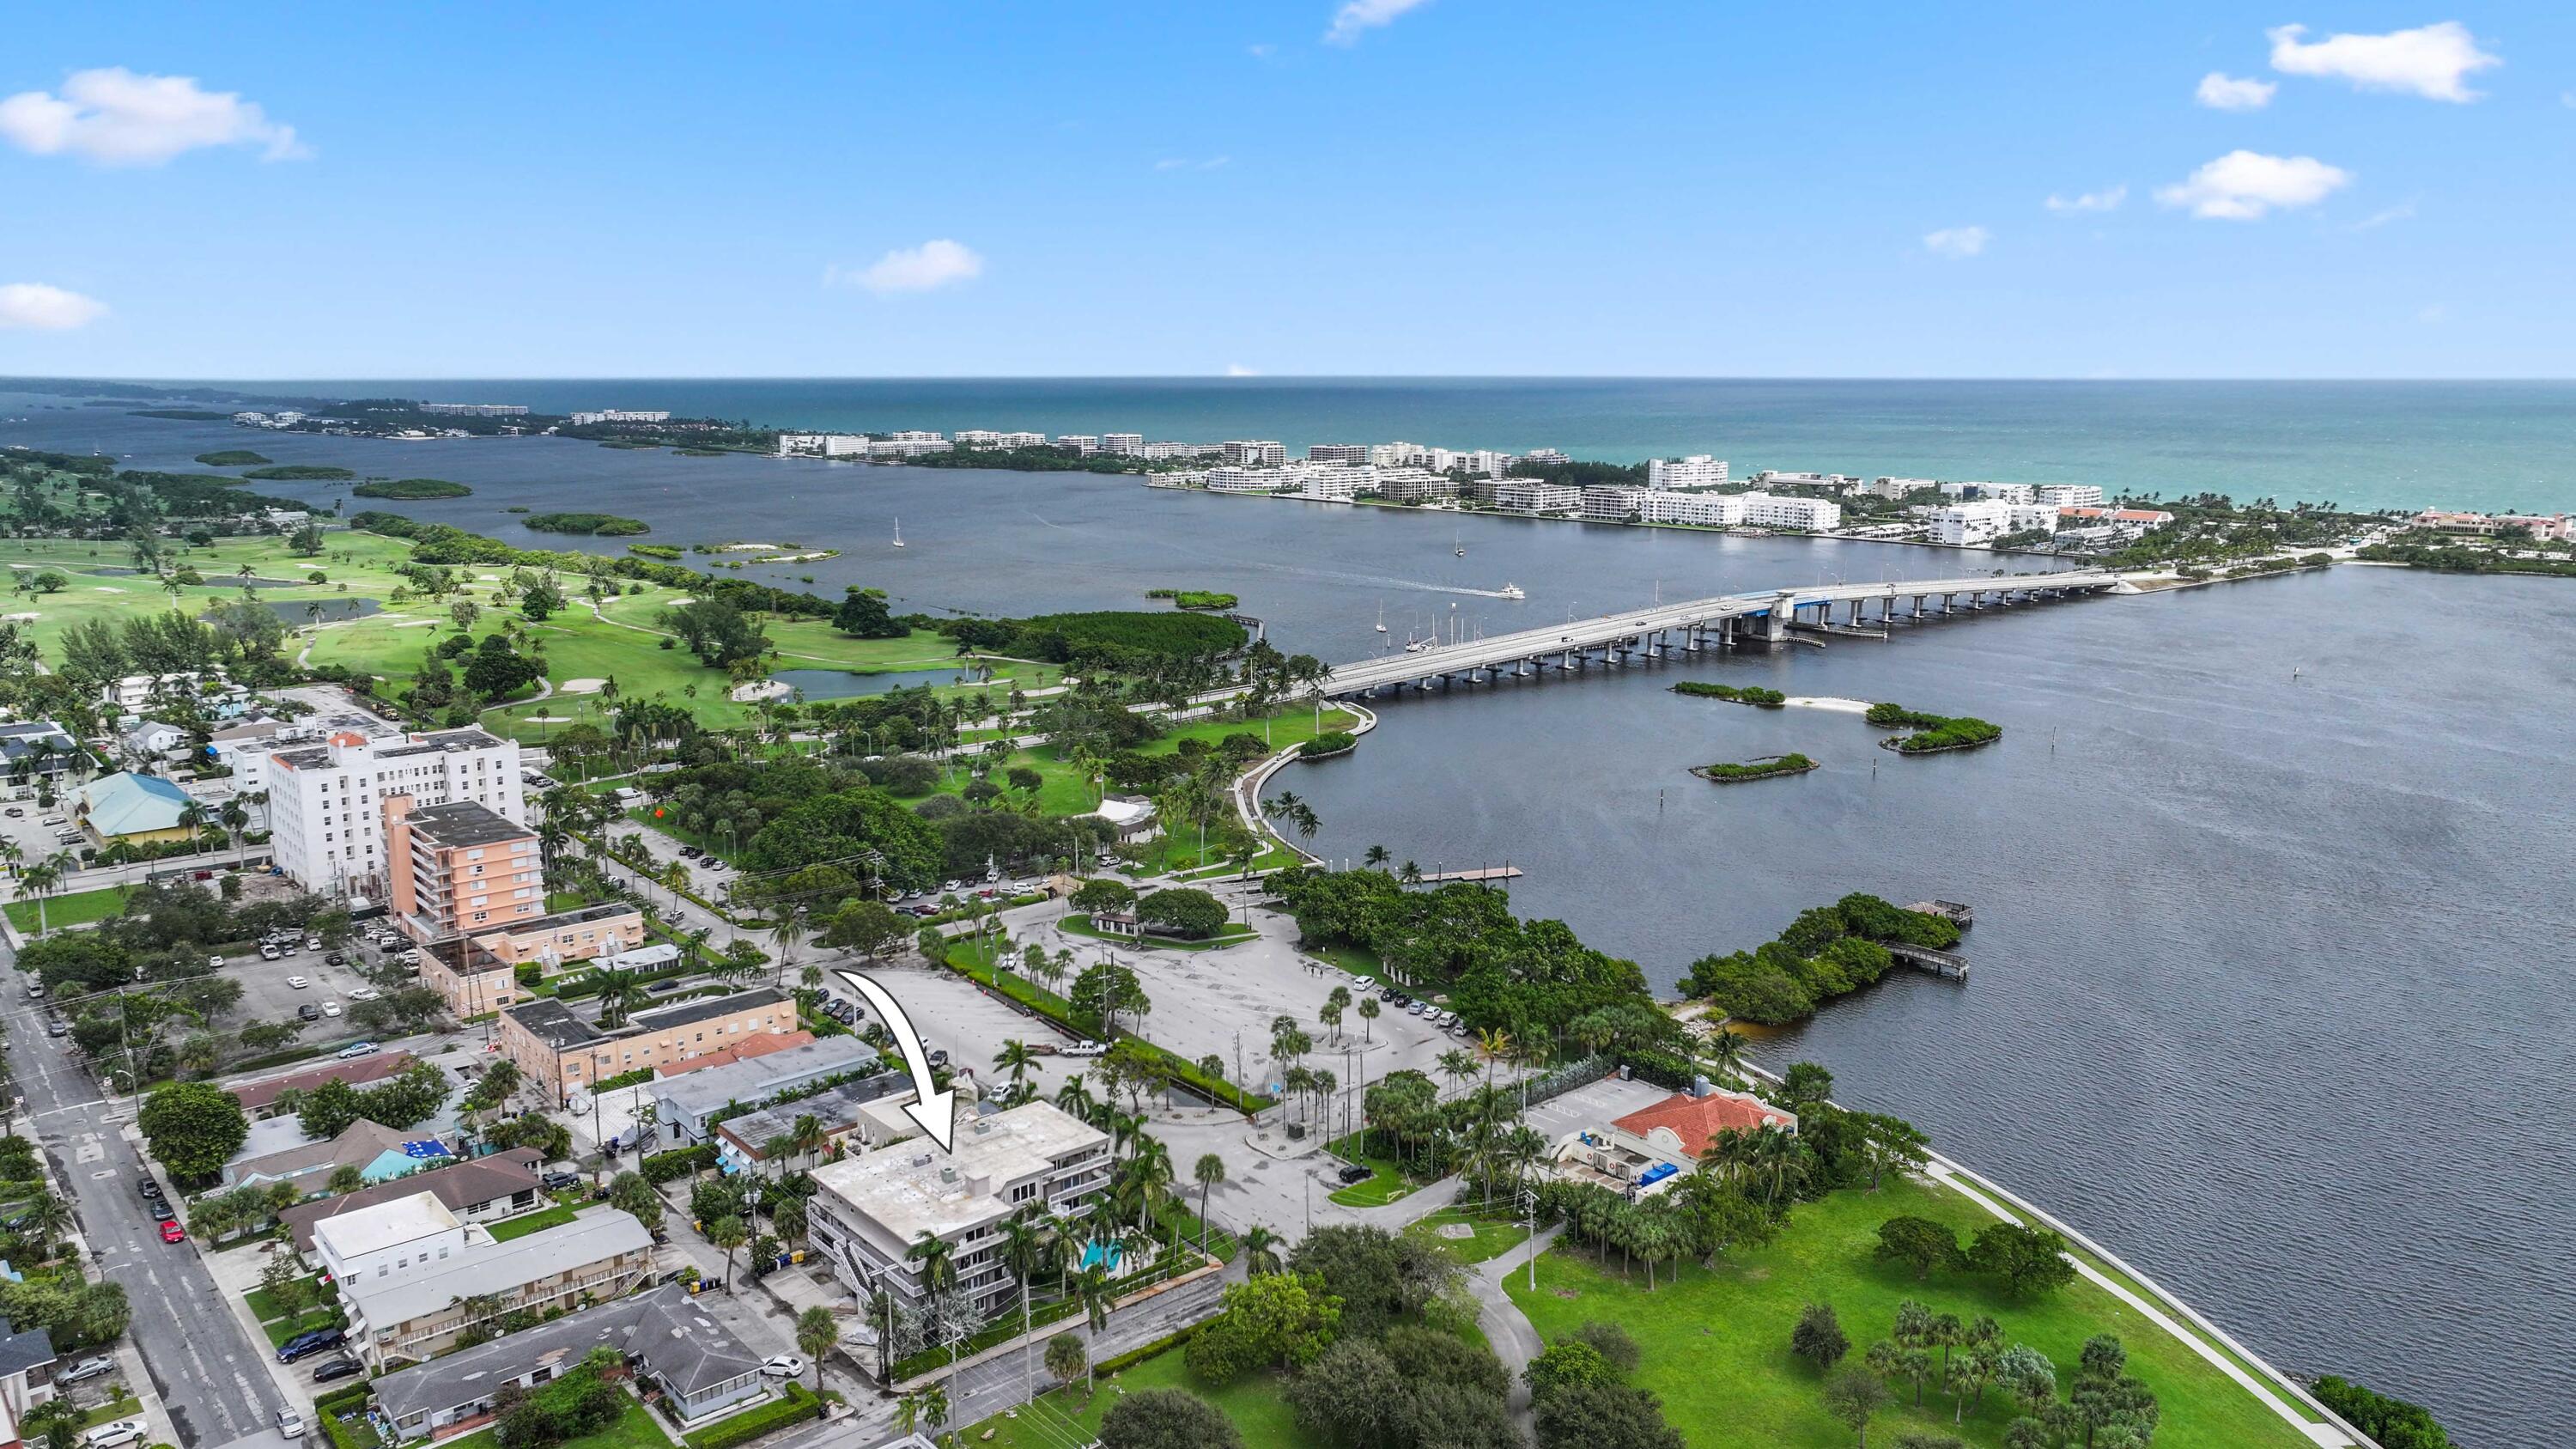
left=496, top=989, right=801, bottom=1105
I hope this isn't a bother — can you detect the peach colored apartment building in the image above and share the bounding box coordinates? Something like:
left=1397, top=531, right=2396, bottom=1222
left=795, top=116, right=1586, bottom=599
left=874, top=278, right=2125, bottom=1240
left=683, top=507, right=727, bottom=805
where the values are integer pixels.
left=385, top=798, right=545, bottom=941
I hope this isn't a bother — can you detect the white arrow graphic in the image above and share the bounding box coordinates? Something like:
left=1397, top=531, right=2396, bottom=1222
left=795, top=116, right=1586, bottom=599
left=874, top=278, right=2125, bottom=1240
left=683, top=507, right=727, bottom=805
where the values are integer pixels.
left=835, top=967, right=959, bottom=1153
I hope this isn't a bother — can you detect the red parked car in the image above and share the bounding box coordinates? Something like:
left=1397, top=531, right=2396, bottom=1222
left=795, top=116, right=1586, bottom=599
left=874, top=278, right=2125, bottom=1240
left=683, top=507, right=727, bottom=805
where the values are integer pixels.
left=159, top=1221, right=185, bottom=1244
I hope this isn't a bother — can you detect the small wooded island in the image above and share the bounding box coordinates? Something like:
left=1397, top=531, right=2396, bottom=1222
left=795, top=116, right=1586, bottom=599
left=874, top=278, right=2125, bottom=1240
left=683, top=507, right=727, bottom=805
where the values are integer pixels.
left=1692, top=752, right=1818, bottom=782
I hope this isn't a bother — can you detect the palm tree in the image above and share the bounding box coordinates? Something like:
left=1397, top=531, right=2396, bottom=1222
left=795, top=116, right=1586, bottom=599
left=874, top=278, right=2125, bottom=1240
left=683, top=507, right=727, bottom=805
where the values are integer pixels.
left=920, top=1382, right=951, bottom=1449
left=998, top=1209, right=1067, bottom=1402
left=786, top=1113, right=829, bottom=1166
left=1436, top=1047, right=1479, bottom=1103
left=993, top=1038, right=1037, bottom=1087
left=1190, top=1154, right=1225, bottom=1251
left=1071, top=1262, right=1116, bottom=1335
left=1239, top=1224, right=1284, bottom=1276
left=905, top=1230, right=958, bottom=1331
left=175, top=800, right=212, bottom=853
left=1706, top=1026, right=1749, bottom=1085
left=1045, top=1331, right=1090, bottom=1399
left=1358, top=995, right=1381, bottom=1044
left=793, top=1305, right=839, bottom=1396
left=592, top=969, right=647, bottom=1028
left=770, top=907, right=808, bottom=988
left=708, top=1215, right=749, bottom=1291
left=1053, top=1074, right=1097, bottom=1123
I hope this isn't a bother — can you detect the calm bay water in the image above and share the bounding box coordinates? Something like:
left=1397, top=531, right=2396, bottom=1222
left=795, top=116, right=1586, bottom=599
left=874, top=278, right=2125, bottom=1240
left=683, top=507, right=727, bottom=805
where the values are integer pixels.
left=8, top=386, right=2574, bottom=1441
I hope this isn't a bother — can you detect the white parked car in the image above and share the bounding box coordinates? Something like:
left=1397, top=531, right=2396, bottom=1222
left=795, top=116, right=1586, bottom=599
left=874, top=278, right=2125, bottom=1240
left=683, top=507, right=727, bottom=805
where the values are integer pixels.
left=286, top=975, right=310, bottom=989
left=207, top=955, right=224, bottom=970
left=345, top=986, right=381, bottom=1002
left=83, top=1420, right=148, bottom=1449
left=337, top=1041, right=380, bottom=1060
left=760, top=1355, right=805, bottom=1379
left=1062, top=1039, right=1109, bottom=1058
left=276, top=1409, right=307, bottom=1440
left=322, top=1002, right=343, bottom=1017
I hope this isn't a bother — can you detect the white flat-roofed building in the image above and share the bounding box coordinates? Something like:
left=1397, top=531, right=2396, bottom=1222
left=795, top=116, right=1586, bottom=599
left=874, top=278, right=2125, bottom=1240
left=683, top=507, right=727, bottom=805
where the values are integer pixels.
left=1369, top=467, right=1455, bottom=503
left=885, top=431, right=945, bottom=443
left=1101, top=433, right=1144, bottom=455
left=1488, top=480, right=1581, bottom=516
left=2035, top=484, right=2105, bottom=508
left=997, top=431, right=1045, bottom=447
left=1142, top=441, right=1222, bottom=460
left=952, top=429, right=1004, bottom=446
left=1938, top=480, right=2036, bottom=504
left=805, top=1103, right=1113, bottom=1318
left=311, top=1191, right=467, bottom=1287
left=1581, top=485, right=1644, bottom=522
left=1868, top=477, right=1940, bottom=501
left=1427, top=447, right=1512, bottom=478
left=1308, top=444, right=1369, bottom=465
left=1222, top=441, right=1286, bottom=466
left=1370, top=441, right=1426, bottom=469
left=1056, top=435, right=1098, bottom=455
left=1297, top=466, right=1368, bottom=502
left=1205, top=466, right=1288, bottom=495
left=1642, top=490, right=1746, bottom=527
left=269, top=728, right=523, bottom=898
left=568, top=410, right=670, bottom=425
left=1739, top=493, right=1842, bottom=531
left=419, top=404, right=529, bottom=417
left=1929, top=501, right=2015, bottom=546
left=1647, top=455, right=1729, bottom=490
left=776, top=434, right=867, bottom=458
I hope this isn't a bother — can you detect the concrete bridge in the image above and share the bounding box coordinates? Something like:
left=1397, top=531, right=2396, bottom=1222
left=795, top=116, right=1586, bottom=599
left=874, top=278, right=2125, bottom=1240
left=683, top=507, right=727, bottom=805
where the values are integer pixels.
left=1318, top=569, right=2126, bottom=698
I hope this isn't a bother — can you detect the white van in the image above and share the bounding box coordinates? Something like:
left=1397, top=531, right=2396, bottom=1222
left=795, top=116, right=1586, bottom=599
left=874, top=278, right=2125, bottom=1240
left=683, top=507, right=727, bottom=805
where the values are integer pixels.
left=84, top=1419, right=148, bottom=1449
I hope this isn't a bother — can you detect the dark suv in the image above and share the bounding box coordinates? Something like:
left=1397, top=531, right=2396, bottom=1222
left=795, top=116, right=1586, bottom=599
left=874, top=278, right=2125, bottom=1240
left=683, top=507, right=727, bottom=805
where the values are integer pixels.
left=277, top=1327, right=346, bottom=1363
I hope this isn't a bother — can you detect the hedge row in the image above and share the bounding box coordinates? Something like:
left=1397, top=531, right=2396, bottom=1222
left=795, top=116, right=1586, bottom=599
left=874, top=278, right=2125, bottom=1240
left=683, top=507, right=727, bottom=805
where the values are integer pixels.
left=641, top=1145, right=717, bottom=1184
left=939, top=944, right=1270, bottom=1113
left=681, top=1384, right=821, bottom=1449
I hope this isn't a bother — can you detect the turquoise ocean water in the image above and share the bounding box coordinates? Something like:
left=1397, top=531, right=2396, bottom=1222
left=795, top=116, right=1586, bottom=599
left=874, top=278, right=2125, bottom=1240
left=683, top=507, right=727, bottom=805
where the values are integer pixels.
left=37, top=376, right=2576, bottom=514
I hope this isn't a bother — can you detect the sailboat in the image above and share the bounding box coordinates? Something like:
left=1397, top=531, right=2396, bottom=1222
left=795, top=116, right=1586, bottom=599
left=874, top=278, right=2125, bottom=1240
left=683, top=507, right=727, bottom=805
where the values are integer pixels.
left=1454, top=529, right=1466, bottom=558
left=891, top=518, right=906, bottom=548
left=1375, top=602, right=1388, bottom=633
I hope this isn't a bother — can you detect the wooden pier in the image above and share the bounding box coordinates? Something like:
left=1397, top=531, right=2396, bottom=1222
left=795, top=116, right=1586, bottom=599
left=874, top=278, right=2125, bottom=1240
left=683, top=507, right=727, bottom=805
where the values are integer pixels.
left=1905, top=899, right=1975, bottom=928
left=1416, top=866, right=1524, bottom=884
left=1886, top=941, right=1971, bottom=979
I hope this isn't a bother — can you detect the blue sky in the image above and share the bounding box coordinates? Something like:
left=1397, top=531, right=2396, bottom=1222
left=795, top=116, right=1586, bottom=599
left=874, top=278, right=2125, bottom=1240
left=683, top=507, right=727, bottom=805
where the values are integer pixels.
left=2, top=3, right=2570, bottom=379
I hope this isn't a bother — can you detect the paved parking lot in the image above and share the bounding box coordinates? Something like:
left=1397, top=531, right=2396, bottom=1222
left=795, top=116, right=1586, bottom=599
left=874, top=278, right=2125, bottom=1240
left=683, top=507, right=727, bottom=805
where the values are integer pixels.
left=222, top=939, right=391, bottom=1044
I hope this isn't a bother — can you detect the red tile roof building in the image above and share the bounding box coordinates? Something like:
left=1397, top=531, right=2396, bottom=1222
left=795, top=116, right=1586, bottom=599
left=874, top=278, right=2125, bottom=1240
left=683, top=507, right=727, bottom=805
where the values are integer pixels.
left=1612, top=1088, right=1799, bottom=1157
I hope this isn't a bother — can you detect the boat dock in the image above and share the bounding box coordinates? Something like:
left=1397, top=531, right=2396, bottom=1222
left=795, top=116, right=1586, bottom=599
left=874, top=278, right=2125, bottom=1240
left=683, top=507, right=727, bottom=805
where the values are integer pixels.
left=1905, top=898, right=1975, bottom=928
left=1886, top=941, right=1971, bottom=979
left=1417, top=866, right=1524, bottom=884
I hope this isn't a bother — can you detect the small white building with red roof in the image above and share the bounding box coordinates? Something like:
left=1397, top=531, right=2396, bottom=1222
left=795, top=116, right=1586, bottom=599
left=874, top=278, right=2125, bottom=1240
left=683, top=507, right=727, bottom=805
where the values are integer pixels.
left=1550, top=1082, right=1798, bottom=1197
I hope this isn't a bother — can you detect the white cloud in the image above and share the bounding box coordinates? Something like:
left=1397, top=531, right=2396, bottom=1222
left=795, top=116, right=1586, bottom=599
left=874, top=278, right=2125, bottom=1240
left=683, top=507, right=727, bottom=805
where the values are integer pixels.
left=0, top=68, right=304, bottom=165
left=1922, top=226, right=1990, bottom=259
left=2195, top=72, right=2277, bottom=110
left=2154, top=150, right=2351, bottom=220
left=2044, top=185, right=2127, bottom=214
left=1325, top=0, right=1431, bottom=46
left=831, top=240, right=984, bottom=295
left=2267, top=21, right=2500, bottom=102
left=2349, top=200, right=2417, bottom=231
left=0, top=283, right=107, bottom=331
left=1224, top=363, right=1260, bottom=377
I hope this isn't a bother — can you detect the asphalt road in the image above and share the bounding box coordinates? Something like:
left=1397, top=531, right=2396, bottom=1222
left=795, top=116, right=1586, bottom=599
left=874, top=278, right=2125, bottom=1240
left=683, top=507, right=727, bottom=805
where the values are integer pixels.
left=0, top=942, right=287, bottom=1449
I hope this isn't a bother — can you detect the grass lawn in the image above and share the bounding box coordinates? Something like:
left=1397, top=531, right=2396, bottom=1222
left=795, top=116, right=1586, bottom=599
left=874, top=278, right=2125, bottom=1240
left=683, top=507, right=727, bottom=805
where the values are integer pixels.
left=487, top=1202, right=582, bottom=1240
left=75, top=1393, right=143, bottom=1430
left=5, top=884, right=132, bottom=934
left=1404, top=1208, right=1532, bottom=1265
left=964, top=1349, right=1308, bottom=1449
left=1323, top=1131, right=1419, bottom=1208
left=1304, top=942, right=1385, bottom=978
left=1505, top=1177, right=2316, bottom=1449
left=243, top=1275, right=328, bottom=1324
left=432, top=1397, right=669, bottom=1449
left=892, top=702, right=1364, bottom=822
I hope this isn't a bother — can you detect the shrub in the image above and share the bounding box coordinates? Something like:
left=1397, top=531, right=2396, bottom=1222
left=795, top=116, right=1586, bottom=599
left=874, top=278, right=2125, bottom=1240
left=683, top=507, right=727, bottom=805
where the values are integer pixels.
left=641, top=1145, right=717, bottom=1184
left=351, top=478, right=471, bottom=499
left=1299, top=731, right=1358, bottom=758
left=524, top=512, right=649, bottom=536
left=1672, top=681, right=1785, bottom=706
left=681, top=1385, right=821, bottom=1449
left=1136, top=887, right=1228, bottom=940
